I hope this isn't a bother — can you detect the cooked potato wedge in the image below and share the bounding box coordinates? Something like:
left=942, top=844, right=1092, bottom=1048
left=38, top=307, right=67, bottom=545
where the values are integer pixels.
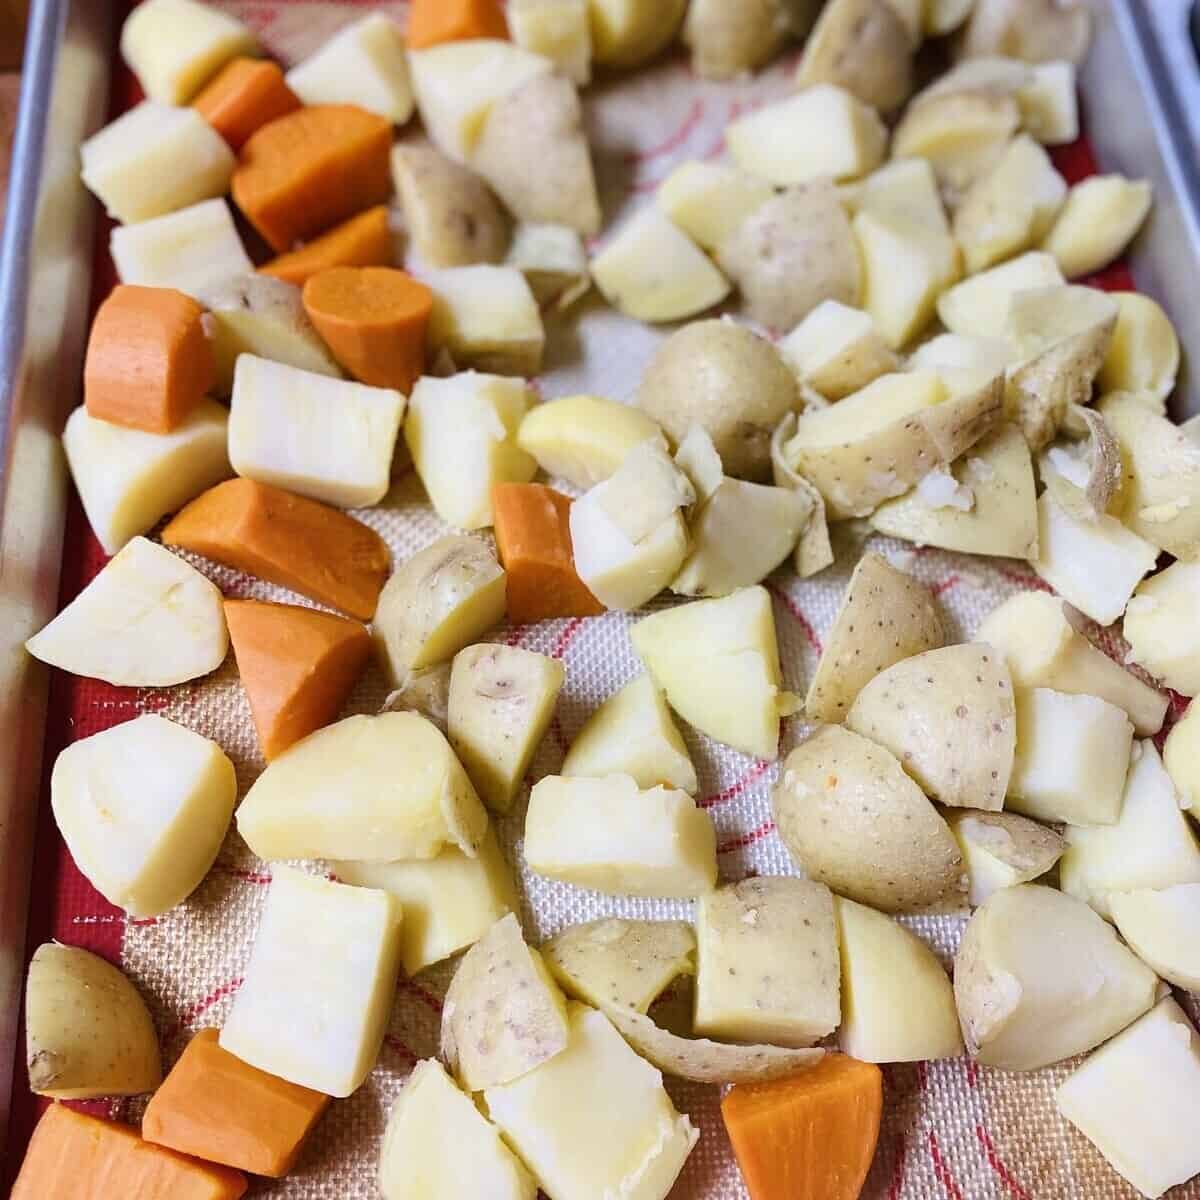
left=957, top=0, right=1091, bottom=65
left=779, top=301, right=899, bottom=401
left=936, top=250, right=1064, bottom=339
left=1109, top=885, right=1200, bottom=992
left=682, top=0, right=786, bottom=79
left=1098, top=291, right=1180, bottom=402
left=1018, top=60, right=1079, bottom=144
left=1165, top=703, right=1200, bottom=814
left=946, top=809, right=1065, bottom=907
left=1124, top=563, right=1200, bottom=696
left=656, top=161, right=774, bottom=254
left=1041, top=175, right=1152, bottom=279
left=382, top=663, right=452, bottom=732
left=504, top=223, right=590, bottom=311
left=771, top=415, right=835, bottom=577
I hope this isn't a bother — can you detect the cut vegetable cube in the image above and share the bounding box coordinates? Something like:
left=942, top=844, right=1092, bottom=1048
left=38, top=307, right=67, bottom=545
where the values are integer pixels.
left=656, top=160, right=774, bottom=252
left=947, top=809, right=1066, bottom=907
left=1018, top=61, right=1078, bottom=145
left=1099, top=291, right=1180, bottom=401
left=935, top=250, right=1064, bottom=339
left=1123, top=562, right=1200, bottom=696
left=192, top=58, right=300, bottom=151
left=778, top=300, right=898, bottom=401
left=504, top=223, right=591, bottom=310
left=1110, top=885, right=1200, bottom=992
left=1165, top=703, right=1200, bottom=813
left=1041, top=175, right=1152, bottom=279
left=425, top=266, right=545, bottom=376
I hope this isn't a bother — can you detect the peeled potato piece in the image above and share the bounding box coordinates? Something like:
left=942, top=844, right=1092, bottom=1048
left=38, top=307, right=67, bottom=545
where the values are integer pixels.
left=946, top=809, right=1065, bottom=907
left=936, top=250, right=1064, bottom=340
left=1124, top=563, right=1200, bottom=697
left=1041, top=175, right=1152, bottom=279
left=958, top=0, right=1091, bottom=65
left=656, top=161, right=774, bottom=254
left=1110, top=886, right=1200, bottom=992
left=1098, top=292, right=1180, bottom=402
left=508, top=0, right=592, bottom=85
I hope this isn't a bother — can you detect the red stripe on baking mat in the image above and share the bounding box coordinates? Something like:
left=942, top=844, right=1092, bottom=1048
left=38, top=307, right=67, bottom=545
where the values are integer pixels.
left=977, top=1124, right=1033, bottom=1200
left=928, top=1131, right=966, bottom=1200
left=717, top=818, right=776, bottom=855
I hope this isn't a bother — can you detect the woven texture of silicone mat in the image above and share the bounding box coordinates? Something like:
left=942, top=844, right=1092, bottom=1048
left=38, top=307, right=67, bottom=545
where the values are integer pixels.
left=5, top=2, right=1191, bottom=1197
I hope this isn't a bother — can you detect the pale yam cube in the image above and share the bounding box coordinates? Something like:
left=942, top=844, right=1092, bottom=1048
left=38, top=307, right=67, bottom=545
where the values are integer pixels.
left=1041, top=175, right=1152, bottom=279
left=656, top=161, right=773, bottom=253
left=778, top=300, right=898, bottom=400
left=1123, top=563, right=1200, bottom=696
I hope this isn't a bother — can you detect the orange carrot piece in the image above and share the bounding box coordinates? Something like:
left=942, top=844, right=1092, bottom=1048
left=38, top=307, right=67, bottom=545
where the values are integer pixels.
left=143, top=1029, right=330, bottom=1176
left=232, top=105, right=392, bottom=254
left=301, top=266, right=433, bottom=392
left=160, top=478, right=390, bottom=621
left=407, top=0, right=508, bottom=48
left=193, top=57, right=301, bottom=152
left=259, top=205, right=393, bottom=287
left=492, top=482, right=604, bottom=623
left=224, top=599, right=371, bottom=759
left=721, top=1054, right=884, bottom=1200
left=12, top=1103, right=247, bottom=1200
left=84, top=284, right=214, bottom=433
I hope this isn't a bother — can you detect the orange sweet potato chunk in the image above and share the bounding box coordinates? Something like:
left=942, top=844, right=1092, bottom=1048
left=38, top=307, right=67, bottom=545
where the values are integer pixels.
left=407, top=0, right=508, bottom=49
left=12, top=1103, right=247, bottom=1200
left=259, top=205, right=393, bottom=287
left=160, top=478, right=390, bottom=621
left=193, top=57, right=301, bottom=152
left=142, top=1029, right=330, bottom=1177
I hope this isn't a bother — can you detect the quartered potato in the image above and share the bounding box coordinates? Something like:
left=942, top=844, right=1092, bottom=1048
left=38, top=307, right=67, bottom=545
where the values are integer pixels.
left=945, top=810, right=1066, bottom=907
left=907, top=333, right=1017, bottom=375
left=1019, top=60, right=1080, bottom=144
left=682, top=0, right=786, bottom=80
left=772, top=415, right=835, bottom=577
left=779, top=301, right=899, bottom=401
left=805, top=552, right=946, bottom=724
left=509, top=0, right=592, bottom=85
left=656, top=161, right=774, bottom=254
left=1041, top=175, right=1152, bottom=279
left=845, top=642, right=1016, bottom=810
left=383, top=663, right=452, bottom=733
left=954, top=884, right=1156, bottom=1071
left=936, top=250, right=1064, bottom=339
left=1098, top=292, right=1180, bottom=402
left=1110, top=885, right=1200, bottom=992
left=1125, top=563, right=1200, bottom=696
left=586, top=0, right=687, bottom=68
left=772, top=724, right=964, bottom=912
left=1165, top=703, right=1200, bottom=814
left=958, top=0, right=1091, bottom=65
left=504, top=223, right=590, bottom=311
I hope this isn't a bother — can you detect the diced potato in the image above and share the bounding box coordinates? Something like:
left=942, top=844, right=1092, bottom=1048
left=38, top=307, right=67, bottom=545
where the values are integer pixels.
left=955, top=884, right=1157, bottom=1071
left=285, top=13, right=413, bottom=123
left=25, top=537, right=227, bottom=687
left=236, top=711, right=488, bottom=863
left=51, top=713, right=236, bottom=918
left=373, top=534, right=506, bottom=684
left=408, top=40, right=552, bottom=162
left=1041, top=175, right=1153, bottom=279
left=725, top=85, right=887, bottom=186
left=682, top=0, right=787, bottom=79
left=509, top=0, right=592, bottom=85
left=1165, top=703, right=1200, bottom=813
left=62, top=399, right=231, bottom=556
left=772, top=724, right=964, bottom=913
left=656, top=161, right=773, bottom=254
left=1124, top=563, right=1200, bottom=695
left=1099, top=292, right=1180, bottom=401
left=542, top=918, right=694, bottom=1012
left=805, top=551, right=946, bottom=724
left=484, top=1004, right=697, bottom=1200
left=447, top=643, right=564, bottom=812
left=925, top=0, right=974, bottom=34
left=380, top=1059, right=536, bottom=1200
left=562, top=673, right=697, bottom=794
left=779, top=301, right=899, bottom=401
left=694, top=877, right=840, bottom=1048
left=442, top=913, right=570, bottom=1091
left=835, top=897, right=962, bottom=1062
left=121, top=0, right=256, bottom=103
left=405, top=373, right=536, bottom=530
left=1057, top=999, right=1200, bottom=1199
left=585, top=0, right=687, bottom=68
left=1018, top=61, right=1079, bottom=145
left=1110, top=885, right=1200, bottom=992
left=220, top=866, right=403, bottom=1097
left=1029, top=491, right=1157, bottom=626
left=591, top=207, right=730, bottom=323
left=110, top=198, right=252, bottom=299
left=673, top=426, right=724, bottom=503
left=907, top=333, right=1017, bottom=375
left=516, top=394, right=664, bottom=490
left=630, top=585, right=789, bottom=760
left=841, top=156, right=950, bottom=235
left=935, top=250, right=1064, bottom=339
left=946, top=809, right=1065, bottom=907
left=81, top=101, right=234, bottom=224
left=504, top=223, right=590, bottom=310
left=524, top=774, right=718, bottom=898
left=425, top=266, right=545, bottom=377
left=846, top=643, right=1015, bottom=810
left=1007, top=687, right=1134, bottom=826
left=333, top=828, right=518, bottom=976
left=771, top=416, right=835, bottom=577
left=1060, top=741, right=1200, bottom=919
left=25, top=943, right=160, bottom=1099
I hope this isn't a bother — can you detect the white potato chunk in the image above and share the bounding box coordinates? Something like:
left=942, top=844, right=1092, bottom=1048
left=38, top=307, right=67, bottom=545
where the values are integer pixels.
left=631, top=585, right=790, bottom=760
left=846, top=643, right=1015, bottom=810
left=842, top=156, right=949, bottom=234
left=81, top=101, right=234, bottom=224
left=957, top=0, right=1091, bottom=66
left=524, top=774, right=718, bottom=897
left=695, top=877, right=840, bottom=1047
left=1124, top=563, right=1200, bottom=696
left=682, top=0, right=787, bottom=79
left=956, top=884, right=1156, bottom=1071
left=946, top=809, right=1065, bottom=907
left=26, top=537, right=227, bottom=686
left=237, top=711, right=488, bottom=863
left=509, top=0, right=592, bottom=84
left=1165, top=704, right=1200, bottom=814
left=585, top=0, right=687, bottom=67
left=1007, top=688, right=1133, bottom=826
left=120, top=0, right=256, bottom=103
left=725, top=85, right=886, bottom=186
left=1110, top=885, right=1200, bottom=993
left=836, top=896, right=962, bottom=1062
left=1041, top=175, right=1153, bottom=279
left=771, top=416, right=834, bottom=576
left=925, top=0, right=974, bottom=34
left=111, top=198, right=252, bottom=299
left=220, top=866, right=403, bottom=1096
left=442, top=913, right=570, bottom=1091
left=907, top=333, right=1017, bottom=375
left=448, top=644, right=564, bottom=812
left=52, top=714, right=235, bottom=918
left=772, top=724, right=964, bottom=912
left=1058, top=999, right=1200, bottom=1200
left=1060, top=741, right=1200, bottom=919
left=1099, top=292, right=1180, bottom=401
left=25, top=943, right=160, bottom=1099
left=656, top=161, right=773, bottom=254
left=62, top=399, right=231, bottom=556
left=562, top=673, right=697, bottom=794
left=425, top=266, right=545, bottom=377
left=1017, top=60, right=1079, bottom=144
left=591, top=207, right=730, bottom=323
left=373, top=535, right=506, bottom=684
left=805, top=552, right=946, bottom=723
left=229, top=355, right=404, bottom=508
left=484, top=1004, right=697, bottom=1200
left=333, top=827, right=518, bottom=977
left=504, top=223, right=590, bottom=311
left=405, top=373, right=536, bottom=530
left=285, top=14, right=413, bottom=123
left=517, top=394, right=664, bottom=489
left=380, top=1059, right=536, bottom=1200
left=542, top=918, right=694, bottom=1013
left=779, top=300, right=899, bottom=401
left=408, top=40, right=552, bottom=162
left=935, top=250, right=1064, bottom=339
left=673, top=426, right=724, bottom=503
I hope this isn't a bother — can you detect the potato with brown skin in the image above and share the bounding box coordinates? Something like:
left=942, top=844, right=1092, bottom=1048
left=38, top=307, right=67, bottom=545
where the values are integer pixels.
left=957, top=0, right=1091, bottom=66
left=683, top=0, right=787, bottom=80
left=771, top=414, right=834, bottom=577
left=637, top=319, right=801, bottom=481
